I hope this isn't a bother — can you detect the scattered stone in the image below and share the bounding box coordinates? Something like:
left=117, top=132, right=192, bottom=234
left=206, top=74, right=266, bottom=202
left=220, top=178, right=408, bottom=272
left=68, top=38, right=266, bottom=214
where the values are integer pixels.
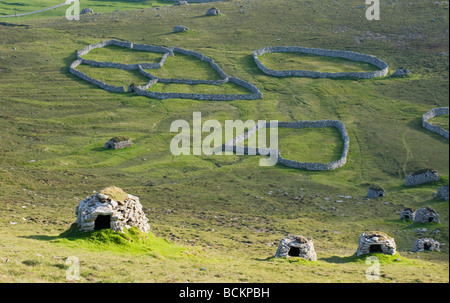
left=355, top=231, right=396, bottom=256
left=434, top=184, right=449, bottom=201
left=412, top=238, right=441, bottom=252
left=177, top=1, right=189, bottom=5
left=400, top=208, right=415, bottom=221
left=275, top=235, right=317, bottom=261
left=392, top=67, right=411, bottom=77
left=173, top=25, right=189, bottom=33
left=405, top=169, right=440, bottom=187
left=80, top=8, right=94, bottom=15
left=367, top=185, right=386, bottom=199
left=413, top=207, right=440, bottom=224
left=206, top=7, right=221, bottom=16
left=105, top=137, right=131, bottom=150
left=75, top=187, right=150, bottom=233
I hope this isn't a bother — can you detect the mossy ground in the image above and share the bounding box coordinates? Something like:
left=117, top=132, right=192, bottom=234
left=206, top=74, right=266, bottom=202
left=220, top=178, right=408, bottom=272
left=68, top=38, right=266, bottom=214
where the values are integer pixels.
left=0, top=0, right=448, bottom=283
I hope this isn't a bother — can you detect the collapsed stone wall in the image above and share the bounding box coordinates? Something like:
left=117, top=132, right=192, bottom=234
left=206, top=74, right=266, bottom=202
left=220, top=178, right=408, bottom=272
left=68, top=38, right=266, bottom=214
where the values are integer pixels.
left=222, top=120, right=350, bottom=171
left=70, top=40, right=263, bottom=101
left=422, top=107, right=449, bottom=139
left=253, top=46, right=389, bottom=79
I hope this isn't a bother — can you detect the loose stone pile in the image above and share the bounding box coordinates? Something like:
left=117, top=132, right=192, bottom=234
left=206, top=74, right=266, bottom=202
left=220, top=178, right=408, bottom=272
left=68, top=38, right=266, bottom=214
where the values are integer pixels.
left=275, top=235, right=317, bottom=261
left=355, top=231, right=396, bottom=256
left=392, top=67, right=411, bottom=77
left=75, top=187, right=150, bottom=233
left=412, top=238, right=441, bottom=252
left=367, top=186, right=386, bottom=199
left=413, top=207, right=440, bottom=224
left=400, top=208, right=415, bottom=221
left=405, top=169, right=440, bottom=187
left=70, top=40, right=262, bottom=101
left=105, top=137, right=132, bottom=150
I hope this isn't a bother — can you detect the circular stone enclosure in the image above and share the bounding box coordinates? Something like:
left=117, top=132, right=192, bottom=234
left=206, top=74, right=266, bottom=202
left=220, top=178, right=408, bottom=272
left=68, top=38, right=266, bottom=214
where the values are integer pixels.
left=253, top=46, right=389, bottom=79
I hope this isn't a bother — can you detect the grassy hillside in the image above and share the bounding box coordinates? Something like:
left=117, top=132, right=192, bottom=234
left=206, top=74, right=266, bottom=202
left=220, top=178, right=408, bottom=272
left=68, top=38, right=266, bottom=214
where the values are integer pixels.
left=0, top=0, right=448, bottom=283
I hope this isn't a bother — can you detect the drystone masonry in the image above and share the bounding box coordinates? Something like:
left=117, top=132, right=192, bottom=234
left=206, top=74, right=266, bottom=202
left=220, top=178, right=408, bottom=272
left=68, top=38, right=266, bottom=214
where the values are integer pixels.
left=405, top=169, right=440, bottom=187
left=70, top=40, right=263, bottom=101
left=75, top=187, right=150, bottom=233
left=413, top=207, right=440, bottom=224
left=275, top=235, right=317, bottom=261
left=422, top=107, right=449, bottom=139
left=356, top=232, right=396, bottom=256
left=253, top=46, right=389, bottom=79
left=435, top=184, right=449, bottom=201
left=105, top=138, right=132, bottom=150
left=367, top=186, right=386, bottom=199
left=400, top=208, right=415, bottom=221
left=412, top=238, right=441, bottom=252
left=222, top=120, right=350, bottom=171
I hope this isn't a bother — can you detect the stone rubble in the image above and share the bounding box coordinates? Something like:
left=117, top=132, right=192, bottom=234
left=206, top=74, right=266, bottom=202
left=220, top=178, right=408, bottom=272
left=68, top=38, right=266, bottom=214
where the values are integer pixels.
left=412, top=238, right=441, bottom=252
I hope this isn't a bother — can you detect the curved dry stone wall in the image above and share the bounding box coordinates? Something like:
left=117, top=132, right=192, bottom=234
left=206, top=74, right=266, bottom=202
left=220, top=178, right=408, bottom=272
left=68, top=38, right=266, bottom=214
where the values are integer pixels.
left=70, top=40, right=262, bottom=101
left=253, top=46, right=389, bottom=79
left=422, top=107, right=449, bottom=139
left=222, top=120, right=350, bottom=171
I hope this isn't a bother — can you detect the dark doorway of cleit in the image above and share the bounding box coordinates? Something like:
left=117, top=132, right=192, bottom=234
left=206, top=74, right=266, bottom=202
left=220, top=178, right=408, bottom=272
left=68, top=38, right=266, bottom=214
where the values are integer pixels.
left=369, top=244, right=383, bottom=253
left=288, top=247, right=300, bottom=257
left=94, top=215, right=111, bottom=230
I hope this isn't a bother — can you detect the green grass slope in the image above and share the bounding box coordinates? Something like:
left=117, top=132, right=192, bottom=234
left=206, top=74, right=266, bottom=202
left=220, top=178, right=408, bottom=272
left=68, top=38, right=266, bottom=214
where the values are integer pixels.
left=0, top=0, right=448, bottom=283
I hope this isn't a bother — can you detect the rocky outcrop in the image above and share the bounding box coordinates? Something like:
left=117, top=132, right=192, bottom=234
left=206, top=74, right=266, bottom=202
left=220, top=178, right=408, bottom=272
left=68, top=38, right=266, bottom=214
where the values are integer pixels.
left=70, top=40, right=262, bottom=101
left=75, top=187, right=150, bottom=233
left=435, top=184, right=449, bottom=201
left=105, top=137, right=132, bottom=150
left=412, top=238, right=441, bottom=252
left=422, top=107, right=449, bottom=139
left=253, top=46, right=389, bottom=79
left=405, top=169, right=440, bottom=187
left=400, top=208, right=415, bottom=221
left=367, top=186, right=386, bottom=199
left=222, top=120, right=350, bottom=171
left=275, top=235, right=317, bottom=261
left=413, top=207, right=440, bottom=224
left=356, top=231, right=396, bottom=256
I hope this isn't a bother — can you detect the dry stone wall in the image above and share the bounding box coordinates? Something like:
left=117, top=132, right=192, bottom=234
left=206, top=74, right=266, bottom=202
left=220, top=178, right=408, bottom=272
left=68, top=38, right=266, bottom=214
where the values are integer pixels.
left=222, top=120, right=350, bottom=171
left=422, top=107, right=449, bottom=139
left=356, top=232, right=396, bottom=256
left=253, top=46, right=389, bottom=79
left=70, top=40, right=262, bottom=101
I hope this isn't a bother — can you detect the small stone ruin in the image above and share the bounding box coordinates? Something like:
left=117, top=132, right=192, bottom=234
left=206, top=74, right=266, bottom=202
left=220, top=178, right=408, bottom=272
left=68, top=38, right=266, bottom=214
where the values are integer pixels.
left=435, top=184, right=449, bottom=201
left=173, top=25, right=189, bottom=33
left=105, top=137, right=131, bottom=150
left=412, top=238, right=441, bottom=252
left=206, top=8, right=221, bottom=16
left=413, top=207, right=440, bottom=224
left=405, top=169, right=440, bottom=187
left=356, top=231, right=396, bottom=256
left=275, top=235, right=317, bottom=261
left=400, top=208, right=415, bottom=221
left=80, top=8, right=94, bottom=15
left=367, top=185, right=386, bottom=199
left=75, top=187, right=150, bottom=233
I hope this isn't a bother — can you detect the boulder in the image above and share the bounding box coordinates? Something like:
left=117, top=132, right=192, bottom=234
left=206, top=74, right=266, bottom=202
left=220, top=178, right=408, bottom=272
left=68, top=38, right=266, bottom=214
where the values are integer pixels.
left=173, top=25, right=189, bottom=33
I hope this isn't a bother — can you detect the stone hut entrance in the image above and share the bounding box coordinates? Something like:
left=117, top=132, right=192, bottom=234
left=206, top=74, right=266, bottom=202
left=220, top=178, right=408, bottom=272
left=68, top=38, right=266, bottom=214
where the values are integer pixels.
left=369, top=244, right=383, bottom=253
left=288, top=247, right=301, bottom=257
left=94, top=215, right=111, bottom=230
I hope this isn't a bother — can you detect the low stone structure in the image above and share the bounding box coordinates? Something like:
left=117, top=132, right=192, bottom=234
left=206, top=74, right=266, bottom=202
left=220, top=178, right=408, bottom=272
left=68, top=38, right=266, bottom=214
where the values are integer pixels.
left=412, top=238, right=441, bottom=252
left=253, top=46, right=389, bottom=79
left=75, top=187, right=150, bottom=233
left=400, top=208, right=415, bottom=221
left=413, top=207, right=440, bottom=223
left=173, top=25, right=189, bottom=33
left=422, top=107, right=449, bottom=139
left=392, top=67, right=411, bottom=77
left=435, top=184, right=449, bottom=201
left=70, top=40, right=263, bottom=101
left=275, top=235, right=317, bottom=261
left=222, top=120, right=350, bottom=171
left=367, top=186, right=386, bottom=199
left=80, top=8, right=94, bottom=15
left=405, top=169, right=440, bottom=187
left=206, top=8, right=221, bottom=16
left=105, top=137, right=132, bottom=150
left=356, top=231, right=396, bottom=256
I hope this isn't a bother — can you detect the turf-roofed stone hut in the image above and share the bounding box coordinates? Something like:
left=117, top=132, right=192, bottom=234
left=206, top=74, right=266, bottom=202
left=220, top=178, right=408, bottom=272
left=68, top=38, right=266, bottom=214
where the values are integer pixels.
left=275, top=235, right=317, bottom=261
left=412, top=238, right=441, bottom=252
left=405, top=169, right=440, bottom=187
left=413, top=207, right=440, bottom=224
left=356, top=231, right=396, bottom=256
left=76, top=187, right=150, bottom=233
left=367, top=185, right=386, bottom=199
left=105, top=137, right=131, bottom=150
